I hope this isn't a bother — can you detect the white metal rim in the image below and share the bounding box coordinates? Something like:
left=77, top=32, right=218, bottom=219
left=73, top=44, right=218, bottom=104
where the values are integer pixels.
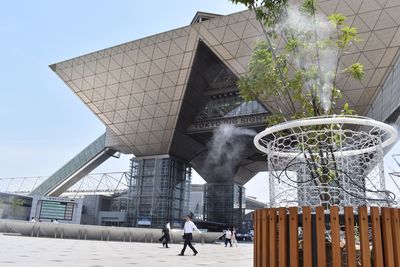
left=254, top=116, right=398, bottom=157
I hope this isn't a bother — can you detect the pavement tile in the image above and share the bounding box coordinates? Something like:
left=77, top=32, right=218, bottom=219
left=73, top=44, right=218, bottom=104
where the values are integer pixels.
left=0, top=234, right=253, bottom=267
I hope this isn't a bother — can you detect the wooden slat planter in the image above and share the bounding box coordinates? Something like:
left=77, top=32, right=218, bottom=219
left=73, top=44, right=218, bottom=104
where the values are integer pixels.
left=316, top=206, right=326, bottom=267
left=344, top=207, right=356, bottom=267
left=330, top=206, right=341, bottom=267
left=253, top=206, right=400, bottom=267
left=289, top=207, right=299, bottom=267
left=358, top=206, right=370, bottom=267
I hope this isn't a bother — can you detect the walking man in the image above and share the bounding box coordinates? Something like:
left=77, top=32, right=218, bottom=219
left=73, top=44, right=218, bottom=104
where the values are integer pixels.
left=225, top=228, right=232, bottom=247
left=159, top=222, right=171, bottom=248
left=178, top=214, right=201, bottom=256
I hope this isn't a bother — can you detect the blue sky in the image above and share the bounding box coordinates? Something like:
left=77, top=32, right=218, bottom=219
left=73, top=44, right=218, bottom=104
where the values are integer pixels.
left=0, top=0, right=270, bottom=199
left=1, top=1, right=399, bottom=204
left=0, top=0, right=244, bottom=176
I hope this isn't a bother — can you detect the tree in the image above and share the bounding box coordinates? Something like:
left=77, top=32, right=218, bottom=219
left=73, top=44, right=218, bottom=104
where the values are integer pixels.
left=229, top=0, right=363, bottom=124
left=229, top=0, right=371, bottom=208
left=10, top=197, right=25, bottom=218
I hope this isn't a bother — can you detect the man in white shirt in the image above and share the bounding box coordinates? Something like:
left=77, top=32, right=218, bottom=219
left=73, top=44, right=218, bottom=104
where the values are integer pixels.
left=178, top=215, right=201, bottom=256
left=225, top=228, right=232, bottom=247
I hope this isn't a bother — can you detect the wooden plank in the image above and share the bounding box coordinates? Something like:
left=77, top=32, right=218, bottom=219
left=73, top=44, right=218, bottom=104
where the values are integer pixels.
left=381, top=207, right=395, bottom=267
left=265, top=208, right=271, bottom=267
left=344, top=206, right=357, bottom=267
left=261, top=209, right=268, bottom=267
left=278, top=207, right=287, bottom=267
left=258, top=209, right=263, bottom=267
left=358, top=206, right=371, bottom=267
left=390, top=208, right=400, bottom=267
left=289, top=207, right=299, bottom=267
left=330, top=206, right=341, bottom=267
left=316, top=206, right=326, bottom=267
left=397, top=209, right=400, bottom=262
left=302, top=206, right=312, bottom=267
left=270, top=208, right=277, bottom=267
left=257, top=209, right=262, bottom=267
left=370, top=207, right=384, bottom=267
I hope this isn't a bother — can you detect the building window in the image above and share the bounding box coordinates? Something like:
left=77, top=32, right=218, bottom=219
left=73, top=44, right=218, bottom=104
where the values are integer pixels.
left=194, top=92, right=269, bottom=121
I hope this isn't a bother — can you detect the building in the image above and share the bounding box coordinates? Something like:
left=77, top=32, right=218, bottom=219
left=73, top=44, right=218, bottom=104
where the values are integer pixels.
left=0, top=192, right=32, bottom=221
left=128, top=157, right=192, bottom=228
left=30, top=196, right=83, bottom=224
left=81, top=195, right=126, bottom=226
left=0, top=192, right=83, bottom=223
left=29, top=2, right=400, bottom=228
left=190, top=183, right=266, bottom=229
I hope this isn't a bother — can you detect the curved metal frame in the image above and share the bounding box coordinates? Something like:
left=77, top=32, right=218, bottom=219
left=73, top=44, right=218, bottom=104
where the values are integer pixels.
left=254, top=115, right=398, bottom=157
left=253, top=115, right=398, bottom=207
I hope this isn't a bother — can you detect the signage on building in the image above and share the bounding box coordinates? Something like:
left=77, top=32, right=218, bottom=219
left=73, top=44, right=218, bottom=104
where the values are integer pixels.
left=43, top=196, right=76, bottom=203
left=39, top=200, right=75, bottom=221
left=138, top=218, right=151, bottom=226
left=187, top=113, right=269, bottom=133
left=172, top=220, right=182, bottom=228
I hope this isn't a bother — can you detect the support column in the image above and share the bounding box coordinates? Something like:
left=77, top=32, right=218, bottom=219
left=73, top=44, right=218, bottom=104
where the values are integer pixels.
left=127, top=156, right=191, bottom=228
left=204, top=182, right=245, bottom=229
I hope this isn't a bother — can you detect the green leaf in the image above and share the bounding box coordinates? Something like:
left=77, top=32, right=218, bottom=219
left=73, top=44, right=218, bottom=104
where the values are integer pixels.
left=285, top=38, right=300, bottom=52
left=339, top=26, right=358, bottom=48
left=228, top=0, right=256, bottom=7
left=344, top=63, right=364, bottom=80
left=341, top=102, right=355, bottom=115
left=328, top=13, right=345, bottom=27
left=328, top=170, right=336, bottom=180
left=300, top=0, right=316, bottom=15
left=227, top=1, right=361, bottom=117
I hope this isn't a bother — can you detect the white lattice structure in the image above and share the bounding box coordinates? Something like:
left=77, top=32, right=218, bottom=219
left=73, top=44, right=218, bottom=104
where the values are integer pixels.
left=389, top=154, right=400, bottom=206
left=254, top=115, right=398, bottom=207
left=0, top=172, right=130, bottom=197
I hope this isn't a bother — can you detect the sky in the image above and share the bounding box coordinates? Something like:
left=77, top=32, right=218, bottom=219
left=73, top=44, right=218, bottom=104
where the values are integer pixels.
left=0, top=0, right=245, bottom=176
left=0, top=1, right=399, bottom=205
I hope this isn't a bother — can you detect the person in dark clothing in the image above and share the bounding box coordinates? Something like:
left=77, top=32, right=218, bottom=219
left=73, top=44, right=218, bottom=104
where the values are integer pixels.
left=178, top=215, right=201, bottom=256
left=159, top=222, right=171, bottom=248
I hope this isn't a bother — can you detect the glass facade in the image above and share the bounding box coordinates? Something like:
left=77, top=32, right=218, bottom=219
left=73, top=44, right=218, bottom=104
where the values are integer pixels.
left=368, top=55, right=400, bottom=123
left=0, top=192, right=32, bottom=220
left=128, top=157, right=191, bottom=228
left=204, top=183, right=245, bottom=229
left=194, top=92, right=269, bottom=121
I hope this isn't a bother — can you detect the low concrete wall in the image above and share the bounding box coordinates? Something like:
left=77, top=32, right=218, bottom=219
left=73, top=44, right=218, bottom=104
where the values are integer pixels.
left=0, top=219, right=223, bottom=243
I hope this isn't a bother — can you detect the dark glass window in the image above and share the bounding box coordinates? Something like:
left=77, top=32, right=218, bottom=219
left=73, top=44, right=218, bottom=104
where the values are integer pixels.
left=203, top=183, right=245, bottom=229
left=128, top=157, right=191, bottom=228
left=194, top=92, right=269, bottom=121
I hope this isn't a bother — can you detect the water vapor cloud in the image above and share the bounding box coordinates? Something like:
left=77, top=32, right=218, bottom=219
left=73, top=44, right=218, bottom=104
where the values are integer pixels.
left=276, top=6, right=338, bottom=113
left=203, top=125, right=256, bottom=179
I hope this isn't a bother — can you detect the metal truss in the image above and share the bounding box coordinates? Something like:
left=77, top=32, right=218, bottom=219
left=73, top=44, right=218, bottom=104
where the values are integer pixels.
left=0, top=172, right=130, bottom=197
left=389, top=154, right=400, bottom=205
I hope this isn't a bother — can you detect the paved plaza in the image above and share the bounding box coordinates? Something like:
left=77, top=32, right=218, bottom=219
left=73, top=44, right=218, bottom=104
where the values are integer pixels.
left=0, top=233, right=253, bottom=266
